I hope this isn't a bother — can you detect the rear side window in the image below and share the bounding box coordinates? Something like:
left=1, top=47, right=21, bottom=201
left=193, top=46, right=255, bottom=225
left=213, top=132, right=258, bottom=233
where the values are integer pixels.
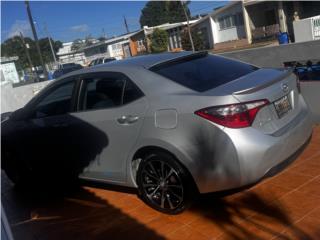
left=151, top=53, right=258, bottom=92
left=123, top=79, right=144, bottom=104
left=80, top=72, right=144, bottom=111
left=82, top=76, right=125, bottom=110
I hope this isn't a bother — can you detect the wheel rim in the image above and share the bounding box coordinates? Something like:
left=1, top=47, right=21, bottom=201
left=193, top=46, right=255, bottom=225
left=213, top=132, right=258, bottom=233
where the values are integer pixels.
left=141, top=159, right=184, bottom=210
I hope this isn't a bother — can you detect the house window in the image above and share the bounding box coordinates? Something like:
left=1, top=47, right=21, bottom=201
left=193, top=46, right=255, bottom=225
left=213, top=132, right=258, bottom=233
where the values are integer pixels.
left=112, top=43, right=121, bottom=50
left=170, top=28, right=181, bottom=49
left=218, top=12, right=244, bottom=30
left=137, top=39, right=146, bottom=52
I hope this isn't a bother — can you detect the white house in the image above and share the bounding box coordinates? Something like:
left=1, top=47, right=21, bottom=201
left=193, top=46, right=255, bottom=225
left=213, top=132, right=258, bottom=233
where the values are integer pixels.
left=191, top=1, right=320, bottom=49
left=243, top=1, right=320, bottom=43
left=191, top=1, right=246, bottom=49
left=129, top=19, right=200, bottom=56
left=82, top=32, right=136, bottom=62
left=56, top=41, right=86, bottom=65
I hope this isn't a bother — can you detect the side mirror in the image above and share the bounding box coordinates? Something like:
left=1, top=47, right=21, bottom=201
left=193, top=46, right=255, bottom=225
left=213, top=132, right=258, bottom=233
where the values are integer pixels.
left=10, top=107, right=30, bottom=121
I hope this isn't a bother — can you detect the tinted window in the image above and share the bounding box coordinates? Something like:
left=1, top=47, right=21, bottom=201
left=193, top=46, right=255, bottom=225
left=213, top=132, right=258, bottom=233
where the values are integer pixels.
left=34, top=81, right=75, bottom=118
left=151, top=53, right=258, bottom=92
left=82, top=75, right=125, bottom=110
left=123, top=79, right=144, bottom=104
left=103, top=58, right=115, bottom=63
left=95, top=59, right=103, bottom=65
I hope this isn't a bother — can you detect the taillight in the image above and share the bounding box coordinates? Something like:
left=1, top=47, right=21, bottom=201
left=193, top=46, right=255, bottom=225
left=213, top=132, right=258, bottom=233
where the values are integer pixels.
left=195, top=99, right=269, bottom=128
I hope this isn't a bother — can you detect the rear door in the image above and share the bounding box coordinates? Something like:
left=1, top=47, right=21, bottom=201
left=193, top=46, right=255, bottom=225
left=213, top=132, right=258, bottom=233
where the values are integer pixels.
left=73, top=72, right=147, bottom=183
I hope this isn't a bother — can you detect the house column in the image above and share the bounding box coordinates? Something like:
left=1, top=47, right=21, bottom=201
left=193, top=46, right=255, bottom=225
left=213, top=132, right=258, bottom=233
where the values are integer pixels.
left=209, top=17, right=216, bottom=49
left=278, top=1, right=288, bottom=32
left=243, top=4, right=252, bottom=44
left=293, top=2, right=301, bottom=21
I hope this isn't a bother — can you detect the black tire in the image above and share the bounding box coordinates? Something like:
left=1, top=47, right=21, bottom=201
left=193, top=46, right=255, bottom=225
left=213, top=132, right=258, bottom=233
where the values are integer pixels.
left=136, top=150, right=197, bottom=214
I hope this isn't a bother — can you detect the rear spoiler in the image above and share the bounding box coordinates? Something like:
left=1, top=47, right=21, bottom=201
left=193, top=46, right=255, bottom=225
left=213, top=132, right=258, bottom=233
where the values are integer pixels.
left=233, top=69, right=293, bottom=95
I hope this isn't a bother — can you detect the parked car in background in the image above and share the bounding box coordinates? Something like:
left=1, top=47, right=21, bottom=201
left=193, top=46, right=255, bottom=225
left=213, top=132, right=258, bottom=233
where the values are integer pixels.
left=1, top=51, right=312, bottom=214
left=35, top=69, right=46, bottom=81
left=284, top=60, right=320, bottom=81
left=89, top=57, right=116, bottom=67
left=52, top=63, right=83, bottom=79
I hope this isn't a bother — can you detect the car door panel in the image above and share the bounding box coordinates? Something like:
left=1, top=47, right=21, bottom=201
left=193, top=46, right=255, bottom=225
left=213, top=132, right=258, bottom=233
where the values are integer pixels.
left=73, top=72, right=148, bottom=183
left=75, top=97, right=147, bottom=183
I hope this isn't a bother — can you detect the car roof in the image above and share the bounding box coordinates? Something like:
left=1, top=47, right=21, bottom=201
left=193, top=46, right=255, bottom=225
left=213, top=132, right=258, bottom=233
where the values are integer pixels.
left=94, top=51, right=194, bottom=69
left=55, top=51, right=205, bottom=82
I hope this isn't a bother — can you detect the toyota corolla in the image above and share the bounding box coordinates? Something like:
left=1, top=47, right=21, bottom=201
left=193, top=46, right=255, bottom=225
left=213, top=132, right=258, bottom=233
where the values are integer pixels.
left=1, top=51, right=313, bottom=214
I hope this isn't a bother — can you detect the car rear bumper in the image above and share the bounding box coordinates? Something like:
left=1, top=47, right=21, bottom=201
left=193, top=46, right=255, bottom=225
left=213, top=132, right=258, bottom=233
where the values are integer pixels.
left=197, top=98, right=313, bottom=193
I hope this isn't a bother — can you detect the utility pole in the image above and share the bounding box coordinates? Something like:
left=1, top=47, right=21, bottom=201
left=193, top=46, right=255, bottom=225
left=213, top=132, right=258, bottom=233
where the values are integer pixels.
left=102, top=28, right=106, bottom=39
left=180, top=0, right=195, bottom=52
left=19, top=32, right=39, bottom=82
left=123, top=15, right=130, bottom=33
left=25, top=0, right=47, bottom=81
left=44, top=23, right=57, bottom=64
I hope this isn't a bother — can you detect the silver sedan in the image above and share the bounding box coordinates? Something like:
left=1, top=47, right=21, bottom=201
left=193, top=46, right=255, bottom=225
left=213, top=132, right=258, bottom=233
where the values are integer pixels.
left=1, top=51, right=313, bottom=214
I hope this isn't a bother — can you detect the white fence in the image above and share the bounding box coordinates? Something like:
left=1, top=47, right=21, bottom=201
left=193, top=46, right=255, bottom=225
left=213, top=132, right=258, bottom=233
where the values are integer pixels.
left=1, top=81, right=53, bottom=113
left=313, top=16, right=320, bottom=40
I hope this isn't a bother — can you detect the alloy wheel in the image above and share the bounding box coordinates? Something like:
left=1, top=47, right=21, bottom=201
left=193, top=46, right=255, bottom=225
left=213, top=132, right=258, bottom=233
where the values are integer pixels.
left=141, top=159, right=184, bottom=210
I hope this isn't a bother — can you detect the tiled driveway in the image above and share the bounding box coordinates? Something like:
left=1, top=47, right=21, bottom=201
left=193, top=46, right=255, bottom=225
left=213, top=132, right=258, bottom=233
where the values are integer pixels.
left=2, top=126, right=320, bottom=240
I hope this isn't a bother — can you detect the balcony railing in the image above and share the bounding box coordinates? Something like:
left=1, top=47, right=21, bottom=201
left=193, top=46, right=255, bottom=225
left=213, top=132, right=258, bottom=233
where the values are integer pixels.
left=252, top=24, right=280, bottom=41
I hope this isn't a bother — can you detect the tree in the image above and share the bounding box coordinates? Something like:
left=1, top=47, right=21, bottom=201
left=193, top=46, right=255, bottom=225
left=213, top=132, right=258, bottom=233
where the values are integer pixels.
left=1, top=36, right=63, bottom=69
left=85, top=35, right=95, bottom=46
left=98, top=36, right=107, bottom=42
left=140, top=1, right=191, bottom=27
left=39, top=37, right=62, bottom=63
left=150, top=28, right=169, bottom=53
left=181, top=28, right=206, bottom=51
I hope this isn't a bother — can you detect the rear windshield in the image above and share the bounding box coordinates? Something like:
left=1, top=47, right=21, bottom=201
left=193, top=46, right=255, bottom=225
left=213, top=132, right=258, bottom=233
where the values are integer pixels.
left=151, top=53, right=258, bottom=92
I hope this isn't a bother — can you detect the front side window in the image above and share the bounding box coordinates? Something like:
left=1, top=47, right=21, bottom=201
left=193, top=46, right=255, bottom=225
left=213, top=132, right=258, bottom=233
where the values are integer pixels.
left=34, top=80, right=75, bottom=118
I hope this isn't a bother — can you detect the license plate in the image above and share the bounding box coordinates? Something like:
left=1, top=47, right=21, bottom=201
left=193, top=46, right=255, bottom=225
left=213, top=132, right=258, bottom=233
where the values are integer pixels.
left=274, top=95, right=292, bottom=119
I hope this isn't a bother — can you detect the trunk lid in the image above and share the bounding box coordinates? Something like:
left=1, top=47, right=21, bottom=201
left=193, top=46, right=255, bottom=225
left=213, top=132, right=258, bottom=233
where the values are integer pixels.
left=206, top=68, right=301, bottom=134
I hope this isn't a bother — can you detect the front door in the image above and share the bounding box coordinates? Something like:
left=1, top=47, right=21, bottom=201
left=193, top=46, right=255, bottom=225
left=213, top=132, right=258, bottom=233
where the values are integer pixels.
left=20, top=79, right=83, bottom=179
left=73, top=72, right=147, bottom=183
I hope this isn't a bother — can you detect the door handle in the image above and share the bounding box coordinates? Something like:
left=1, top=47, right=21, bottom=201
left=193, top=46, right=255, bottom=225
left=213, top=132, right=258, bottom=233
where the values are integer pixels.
left=117, top=115, right=139, bottom=125
left=127, top=115, right=139, bottom=124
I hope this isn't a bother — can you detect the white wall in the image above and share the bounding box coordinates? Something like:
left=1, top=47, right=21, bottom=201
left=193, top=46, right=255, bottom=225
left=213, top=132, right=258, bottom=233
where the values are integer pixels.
left=212, top=2, right=246, bottom=43
left=293, top=16, right=320, bottom=43
left=215, top=25, right=246, bottom=43
left=193, top=18, right=215, bottom=49
left=1, top=81, right=53, bottom=113
left=107, top=40, right=127, bottom=59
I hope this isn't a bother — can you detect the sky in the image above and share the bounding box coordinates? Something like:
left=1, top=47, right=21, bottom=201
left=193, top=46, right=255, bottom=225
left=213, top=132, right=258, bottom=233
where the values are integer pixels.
left=1, top=1, right=227, bottom=43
